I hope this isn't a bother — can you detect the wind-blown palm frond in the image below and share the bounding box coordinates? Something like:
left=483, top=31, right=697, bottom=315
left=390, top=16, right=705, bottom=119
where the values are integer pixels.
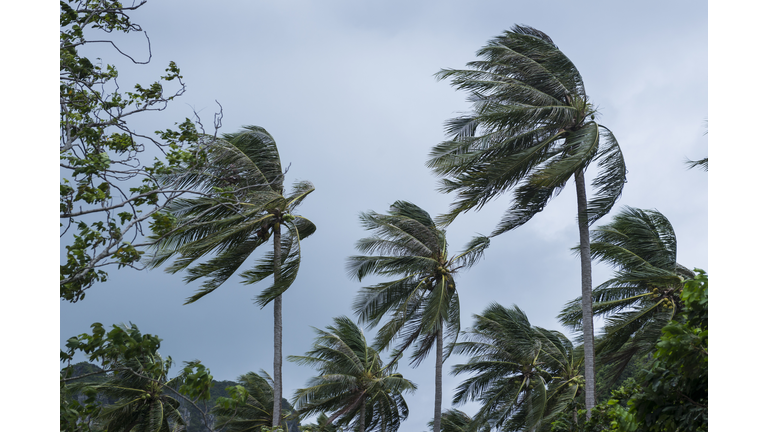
left=348, top=201, right=489, bottom=432
left=289, top=316, right=416, bottom=432
left=69, top=353, right=187, bottom=432
left=213, top=370, right=295, bottom=432
left=429, top=25, right=626, bottom=233
left=452, top=303, right=584, bottom=432
left=558, top=207, right=691, bottom=383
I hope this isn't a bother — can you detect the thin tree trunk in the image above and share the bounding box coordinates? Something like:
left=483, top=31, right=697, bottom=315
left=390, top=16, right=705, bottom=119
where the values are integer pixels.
left=574, top=170, right=596, bottom=417
left=273, top=222, right=283, bottom=428
left=434, top=322, right=443, bottom=432
left=359, top=395, right=366, bottom=432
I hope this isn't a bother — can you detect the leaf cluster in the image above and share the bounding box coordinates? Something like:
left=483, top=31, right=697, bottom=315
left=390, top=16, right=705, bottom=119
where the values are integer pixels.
left=289, top=316, right=416, bottom=432
left=427, top=25, right=626, bottom=235
left=146, top=126, right=316, bottom=307
left=452, top=303, right=584, bottom=432
left=60, top=0, right=213, bottom=302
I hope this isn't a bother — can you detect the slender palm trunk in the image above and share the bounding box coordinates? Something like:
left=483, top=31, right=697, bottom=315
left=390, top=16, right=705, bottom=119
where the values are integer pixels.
left=359, top=396, right=366, bottom=432
left=273, top=222, right=283, bottom=427
left=574, top=170, right=596, bottom=417
left=434, top=322, right=443, bottom=432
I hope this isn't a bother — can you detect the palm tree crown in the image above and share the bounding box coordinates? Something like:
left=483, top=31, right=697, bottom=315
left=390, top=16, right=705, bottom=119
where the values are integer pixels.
left=428, top=25, right=626, bottom=233
left=289, top=316, right=416, bottom=432
left=81, top=354, right=186, bottom=432
left=452, top=303, right=584, bottom=432
left=559, top=207, right=694, bottom=382
left=347, top=201, right=489, bottom=432
left=213, top=370, right=295, bottom=432
left=148, top=125, right=316, bottom=306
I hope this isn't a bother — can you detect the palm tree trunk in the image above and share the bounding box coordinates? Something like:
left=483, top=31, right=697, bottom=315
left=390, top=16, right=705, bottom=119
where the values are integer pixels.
left=434, top=322, right=443, bottom=432
left=574, top=170, right=596, bottom=417
left=359, top=396, right=366, bottom=432
left=273, top=222, right=283, bottom=428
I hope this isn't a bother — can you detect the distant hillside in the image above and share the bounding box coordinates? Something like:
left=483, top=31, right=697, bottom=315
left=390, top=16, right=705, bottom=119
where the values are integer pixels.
left=62, top=362, right=300, bottom=432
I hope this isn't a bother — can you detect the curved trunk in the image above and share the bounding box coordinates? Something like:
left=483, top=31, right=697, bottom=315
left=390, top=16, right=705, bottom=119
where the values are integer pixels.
left=434, top=322, right=443, bottom=432
left=273, top=222, right=283, bottom=427
left=574, top=170, right=596, bottom=417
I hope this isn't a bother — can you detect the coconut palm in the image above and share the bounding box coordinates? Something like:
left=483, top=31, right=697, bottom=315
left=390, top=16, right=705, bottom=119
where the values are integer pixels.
left=452, top=303, right=584, bottom=432
left=77, top=353, right=187, bottom=432
left=429, top=409, right=492, bottom=432
left=212, top=370, right=296, bottom=432
left=347, top=201, right=490, bottom=432
left=301, top=413, right=341, bottom=432
left=427, top=25, right=626, bottom=412
left=289, top=316, right=416, bottom=432
left=147, top=125, right=316, bottom=426
left=558, top=207, right=694, bottom=386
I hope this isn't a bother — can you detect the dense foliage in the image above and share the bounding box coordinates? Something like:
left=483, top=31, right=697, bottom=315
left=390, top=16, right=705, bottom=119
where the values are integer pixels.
left=289, top=316, right=417, bottom=432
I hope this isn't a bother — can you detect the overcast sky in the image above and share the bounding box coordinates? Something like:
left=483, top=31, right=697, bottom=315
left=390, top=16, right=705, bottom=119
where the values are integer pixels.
left=50, top=1, right=713, bottom=430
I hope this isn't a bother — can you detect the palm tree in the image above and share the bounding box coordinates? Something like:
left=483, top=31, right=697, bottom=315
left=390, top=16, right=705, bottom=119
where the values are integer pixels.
left=289, top=316, right=416, bottom=432
left=78, top=353, right=187, bottom=432
left=429, top=409, right=492, bottom=432
left=301, top=412, right=341, bottom=432
left=558, top=207, right=694, bottom=387
left=427, top=25, right=626, bottom=412
left=213, top=370, right=296, bottom=432
left=148, top=125, right=316, bottom=426
left=347, top=201, right=490, bottom=432
left=452, top=303, right=584, bottom=432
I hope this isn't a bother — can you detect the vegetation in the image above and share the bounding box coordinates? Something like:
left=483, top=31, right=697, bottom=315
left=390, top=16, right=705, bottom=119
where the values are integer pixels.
left=289, top=316, right=417, bottom=432
left=59, top=0, right=219, bottom=302
left=427, top=25, right=627, bottom=413
left=60, top=4, right=706, bottom=431
left=61, top=323, right=215, bottom=432
left=213, top=371, right=300, bottom=432
left=559, top=207, right=694, bottom=384
left=451, top=304, right=585, bottom=432
left=348, top=201, right=489, bottom=432
left=147, top=125, right=316, bottom=427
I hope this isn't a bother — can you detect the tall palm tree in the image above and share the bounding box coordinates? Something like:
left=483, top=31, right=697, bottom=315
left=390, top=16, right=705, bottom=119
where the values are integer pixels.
left=148, top=125, right=316, bottom=426
left=213, top=370, right=296, bottom=432
left=289, top=316, right=416, bottom=432
left=427, top=25, right=626, bottom=412
left=347, top=201, right=490, bottom=432
left=558, top=207, right=694, bottom=387
left=452, top=303, right=584, bottom=432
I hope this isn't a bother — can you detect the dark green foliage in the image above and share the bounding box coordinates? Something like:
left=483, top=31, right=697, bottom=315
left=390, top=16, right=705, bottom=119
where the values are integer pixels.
left=60, top=0, right=209, bottom=301
left=553, top=271, right=708, bottom=432
left=428, top=25, right=626, bottom=233
left=627, top=270, right=707, bottom=431
left=452, top=304, right=584, bottom=432
left=289, top=316, right=416, bottom=432
left=148, top=125, right=316, bottom=307
left=61, top=323, right=215, bottom=432
left=213, top=371, right=299, bottom=432
left=349, top=201, right=489, bottom=365
left=559, top=207, right=694, bottom=383
left=429, top=409, right=492, bottom=432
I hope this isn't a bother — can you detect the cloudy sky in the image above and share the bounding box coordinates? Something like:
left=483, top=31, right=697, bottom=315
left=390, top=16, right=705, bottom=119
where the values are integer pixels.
left=51, top=0, right=712, bottom=430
